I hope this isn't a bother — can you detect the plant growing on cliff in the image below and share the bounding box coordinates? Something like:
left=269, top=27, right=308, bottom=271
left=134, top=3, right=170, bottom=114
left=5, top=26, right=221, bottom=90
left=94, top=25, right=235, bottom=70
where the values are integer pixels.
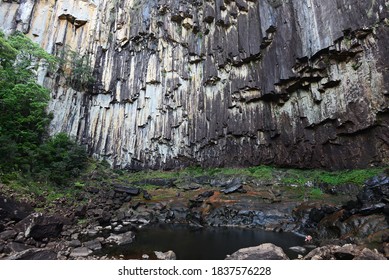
left=57, top=45, right=95, bottom=91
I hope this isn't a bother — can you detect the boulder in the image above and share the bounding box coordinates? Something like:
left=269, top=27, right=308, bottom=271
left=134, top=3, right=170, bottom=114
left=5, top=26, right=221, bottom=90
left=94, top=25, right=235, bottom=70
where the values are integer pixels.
left=113, top=185, right=140, bottom=196
left=84, top=239, right=102, bottom=251
left=289, top=246, right=306, bottom=254
left=74, top=205, right=87, bottom=218
left=143, top=190, right=152, bottom=200
left=0, top=195, right=33, bottom=222
left=15, top=213, right=64, bottom=240
left=5, top=242, right=32, bottom=253
left=7, top=249, right=57, bottom=260
left=220, top=178, right=245, bottom=194
left=106, top=231, right=135, bottom=246
left=70, top=247, right=93, bottom=258
left=0, top=229, right=17, bottom=241
left=133, top=178, right=176, bottom=188
left=358, top=175, right=389, bottom=206
left=154, top=250, right=176, bottom=260
left=225, top=243, right=289, bottom=260
left=304, top=244, right=387, bottom=260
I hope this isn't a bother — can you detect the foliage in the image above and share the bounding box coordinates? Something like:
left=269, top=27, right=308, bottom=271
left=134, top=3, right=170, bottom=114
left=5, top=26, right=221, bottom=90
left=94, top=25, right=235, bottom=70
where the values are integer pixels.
left=0, top=30, right=87, bottom=187
left=309, top=187, right=324, bottom=199
left=31, top=133, right=88, bottom=186
left=280, top=167, right=385, bottom=187
left=0, top=31, right=54, bottom=173
left=57, top=45, right=95, bottom=90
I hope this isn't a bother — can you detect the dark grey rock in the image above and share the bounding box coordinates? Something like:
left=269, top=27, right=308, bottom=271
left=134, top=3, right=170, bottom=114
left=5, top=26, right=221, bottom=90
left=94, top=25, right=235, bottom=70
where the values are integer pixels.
left=220, top=178, right=244, bottom=194
left=7, top=249, right=57, bottom=260
left=0, top=195, right=33, bottom=222
left=84, top=239, right=102, bottom=251
left=75, top=205, right=87, bottom=218
left=6, top=242, right=33, bottom=253
left=113, top=185, right=140, bottom=195
left=15, top=213, right=64, bottom=241
left=68, top=239, right=82, bottom=248
left=0, top=229, right=17, bottom=241
left=143, top=190, right=152, bottom=200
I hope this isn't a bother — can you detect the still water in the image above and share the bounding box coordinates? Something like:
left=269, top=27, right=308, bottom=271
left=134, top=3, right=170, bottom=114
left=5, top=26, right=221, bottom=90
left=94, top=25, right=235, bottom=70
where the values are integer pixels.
left=102, top=224, right=307, bottom=260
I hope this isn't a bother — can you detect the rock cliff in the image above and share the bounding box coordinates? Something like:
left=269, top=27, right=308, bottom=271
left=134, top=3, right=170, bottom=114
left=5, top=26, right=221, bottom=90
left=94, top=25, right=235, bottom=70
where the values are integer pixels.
left=1, top=0, right=389, bottom=170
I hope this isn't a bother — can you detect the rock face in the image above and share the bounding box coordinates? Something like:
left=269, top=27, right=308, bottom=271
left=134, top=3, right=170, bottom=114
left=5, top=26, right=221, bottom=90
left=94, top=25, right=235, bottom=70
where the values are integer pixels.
left=1, top=1, right=389, bottom=170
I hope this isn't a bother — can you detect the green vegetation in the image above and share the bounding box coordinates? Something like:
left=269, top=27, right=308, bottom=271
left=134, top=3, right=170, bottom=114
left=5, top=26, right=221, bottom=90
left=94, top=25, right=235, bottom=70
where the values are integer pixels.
left=0, top=30, right=88, bottom=191
left=57, top=45, right=95, bottom=91
left=279, top=167, right=385, bottom=187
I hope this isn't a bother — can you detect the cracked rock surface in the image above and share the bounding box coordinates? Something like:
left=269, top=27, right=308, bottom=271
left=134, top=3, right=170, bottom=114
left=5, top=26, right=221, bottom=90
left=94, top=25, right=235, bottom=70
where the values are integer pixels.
left=1, top=0, right=389, bottom=169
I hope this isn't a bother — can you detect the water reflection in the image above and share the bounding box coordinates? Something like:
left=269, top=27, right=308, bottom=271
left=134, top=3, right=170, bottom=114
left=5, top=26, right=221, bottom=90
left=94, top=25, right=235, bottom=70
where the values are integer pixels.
left=103, top=224, right=306, bottom=260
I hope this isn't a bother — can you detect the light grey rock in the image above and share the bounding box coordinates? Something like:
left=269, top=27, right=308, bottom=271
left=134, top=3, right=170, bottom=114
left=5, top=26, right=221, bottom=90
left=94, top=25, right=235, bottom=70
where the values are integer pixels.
left=106, top=231, right=135, bottom=246
left=226, top=243, right=289, bottom=260
left=289, top=246, right=306, bottom=254
left=70, top=247, right=93, bottom=258
left=154, top=250, right=176, bottom=260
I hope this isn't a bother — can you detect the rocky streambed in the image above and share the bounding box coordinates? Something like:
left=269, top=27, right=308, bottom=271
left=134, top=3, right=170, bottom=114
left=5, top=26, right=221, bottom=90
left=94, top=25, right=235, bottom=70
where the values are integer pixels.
left=0, top=173, right=388, bottom=260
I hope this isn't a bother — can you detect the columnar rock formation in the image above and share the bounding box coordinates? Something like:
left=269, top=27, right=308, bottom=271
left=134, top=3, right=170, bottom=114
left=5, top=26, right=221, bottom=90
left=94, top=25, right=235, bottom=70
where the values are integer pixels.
left=1, top=0, right=389, bottom=170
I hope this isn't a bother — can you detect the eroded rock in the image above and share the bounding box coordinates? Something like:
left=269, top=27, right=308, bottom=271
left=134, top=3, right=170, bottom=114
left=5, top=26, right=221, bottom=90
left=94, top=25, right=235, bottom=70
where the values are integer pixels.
left=225, top=243, right=289, bottom=260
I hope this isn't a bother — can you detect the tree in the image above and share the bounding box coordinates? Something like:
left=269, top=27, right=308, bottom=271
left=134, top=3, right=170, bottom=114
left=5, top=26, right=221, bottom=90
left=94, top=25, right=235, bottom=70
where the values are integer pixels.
left=0, top=31, right=54, bottom=172
left=0, top=30, right=87, bottom=184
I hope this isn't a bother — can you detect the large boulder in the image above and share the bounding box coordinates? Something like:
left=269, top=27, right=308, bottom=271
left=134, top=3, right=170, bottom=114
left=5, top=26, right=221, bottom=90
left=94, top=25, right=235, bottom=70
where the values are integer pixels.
left=154, top=250, right=176, bottom=260
left=358, top=175, right=389, bottom=207
left=304, top=244, right=387, bottom=260
left=15, top=213, right=65, bottom=240
left=106, top=231, right=135, bottom=246
left=69, top=247, right=93, bottom=258
left=0, top=194, right=33, bottom=222
left=225, top=243, right=289, bottom=260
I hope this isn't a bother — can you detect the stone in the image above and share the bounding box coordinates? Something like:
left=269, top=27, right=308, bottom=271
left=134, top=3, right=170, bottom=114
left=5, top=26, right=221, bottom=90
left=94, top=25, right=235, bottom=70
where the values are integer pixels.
left=74, top=205, right=87, bottom=218
left=15, top=213, right=64, bottom=241
left=143, top=190, right=152, bottom=200
left=68, top=239, right=82, bottom=248
left=220, top=178, right=244, bottom=194
left=353, top=248, right=387, bottom=260
left=113, top=185, right=140, bottom=196
left=106, top=231, right=135, bottom=246
left=383, top=243, right=389, bottom=258
left=142, top=254, right=149, bottom=259
left=288, top=246, right=306, bottom=254
left=225, top=243, right=289, bottom=260
left=7, top=249, right=57, bottom=260
left=154, top=250, right=176, bottom=260
left=304, top=244, right=387, bottom=260
left=84, top=239, right=102, bottom=251
left=6, top=242, right=32, bottom=253
left=69, top=247, right=93, bottom=258
left=0, top=195, right=33, bottom=222
left=0, top=230, right=17, bottom=241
